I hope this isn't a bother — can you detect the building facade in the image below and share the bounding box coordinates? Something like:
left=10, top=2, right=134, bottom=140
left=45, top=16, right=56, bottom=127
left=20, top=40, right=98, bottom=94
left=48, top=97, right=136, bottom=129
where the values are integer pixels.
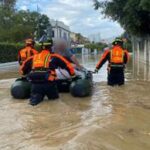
left=70, top=32, right=77, bottom=44
left=50, top=19, right=71, bottom=46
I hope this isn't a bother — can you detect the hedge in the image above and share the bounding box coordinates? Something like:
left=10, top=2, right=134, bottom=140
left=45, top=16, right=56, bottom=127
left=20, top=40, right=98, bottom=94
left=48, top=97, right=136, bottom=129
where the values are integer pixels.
left=0, top=43, right=40, bottom=63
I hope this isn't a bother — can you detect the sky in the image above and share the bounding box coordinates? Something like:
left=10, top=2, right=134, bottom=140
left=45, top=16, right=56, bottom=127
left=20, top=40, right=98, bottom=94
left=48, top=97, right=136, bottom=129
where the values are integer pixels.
left=16, top=0, right=124, bottom=39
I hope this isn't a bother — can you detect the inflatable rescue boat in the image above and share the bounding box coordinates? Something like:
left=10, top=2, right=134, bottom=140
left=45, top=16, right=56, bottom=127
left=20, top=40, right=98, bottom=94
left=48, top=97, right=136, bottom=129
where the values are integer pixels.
left=11, top=69, right=93, bottom=99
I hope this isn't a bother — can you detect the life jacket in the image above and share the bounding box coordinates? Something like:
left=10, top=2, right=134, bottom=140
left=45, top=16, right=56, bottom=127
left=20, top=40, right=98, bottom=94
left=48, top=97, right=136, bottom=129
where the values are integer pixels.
left=19, top=46, right=37, bottom=63
left=31, top=50, right=56, bottom=81
left=110, top=46, right=125, bottom=67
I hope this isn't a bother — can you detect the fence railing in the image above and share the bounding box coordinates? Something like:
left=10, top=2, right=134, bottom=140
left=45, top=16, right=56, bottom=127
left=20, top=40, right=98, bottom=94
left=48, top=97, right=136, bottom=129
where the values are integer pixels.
left=132, top=36, right=150, bottom=65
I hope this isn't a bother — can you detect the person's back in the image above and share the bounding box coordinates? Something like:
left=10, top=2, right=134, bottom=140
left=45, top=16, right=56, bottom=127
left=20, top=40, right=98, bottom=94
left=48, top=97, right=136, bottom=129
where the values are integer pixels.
left=32, top=50, right=50, bottom=71
left=18, top=39, right=38, bottom=65
left=110, top=45, right=127, bottom=66
left=95, top=38, right=129, bottom=86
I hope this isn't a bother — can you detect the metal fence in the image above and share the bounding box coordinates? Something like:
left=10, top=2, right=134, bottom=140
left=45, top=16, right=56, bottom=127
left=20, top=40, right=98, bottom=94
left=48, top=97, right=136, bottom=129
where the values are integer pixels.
left=132, top=36, right=150, bottom=80
left=132, top=36, right=150, bottom=64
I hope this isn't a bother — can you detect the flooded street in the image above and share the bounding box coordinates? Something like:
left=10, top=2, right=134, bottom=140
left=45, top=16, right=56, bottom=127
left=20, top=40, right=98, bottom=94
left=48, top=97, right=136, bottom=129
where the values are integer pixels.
left=0, top=54, right=150, bottom=150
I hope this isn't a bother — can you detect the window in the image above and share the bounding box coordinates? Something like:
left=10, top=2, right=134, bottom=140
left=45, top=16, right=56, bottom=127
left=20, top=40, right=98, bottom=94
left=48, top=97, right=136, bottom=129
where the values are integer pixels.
left=59, top=29, right=62, bottom=38
left=63, top=32, right=67, bottom=40
left=52, top=30, right=55, bottom=38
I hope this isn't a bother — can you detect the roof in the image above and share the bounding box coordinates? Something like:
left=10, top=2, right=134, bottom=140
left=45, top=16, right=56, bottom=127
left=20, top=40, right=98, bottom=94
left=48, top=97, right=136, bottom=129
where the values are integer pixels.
left=50, top=19, right=70, bottom=32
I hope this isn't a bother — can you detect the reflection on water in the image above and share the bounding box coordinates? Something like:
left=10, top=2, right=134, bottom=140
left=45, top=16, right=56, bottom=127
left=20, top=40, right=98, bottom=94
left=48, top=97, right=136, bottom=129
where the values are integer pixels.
left=81, top=54, right=108, bottom=82
left=0, top=53, right=149, bottom=82
left=0, top=54, right=150, bottom=150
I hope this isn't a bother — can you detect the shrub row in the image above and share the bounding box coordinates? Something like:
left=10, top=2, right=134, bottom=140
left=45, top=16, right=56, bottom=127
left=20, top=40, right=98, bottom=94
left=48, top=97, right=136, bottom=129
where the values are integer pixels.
left=0, top=43, right=23, bottom=63
left=0, top=43, right=40, bottom=63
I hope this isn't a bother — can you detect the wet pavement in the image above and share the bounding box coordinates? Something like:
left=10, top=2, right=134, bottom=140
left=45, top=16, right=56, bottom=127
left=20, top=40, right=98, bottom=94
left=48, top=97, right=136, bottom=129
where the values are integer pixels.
left=0, top=54, right=150, bottom=150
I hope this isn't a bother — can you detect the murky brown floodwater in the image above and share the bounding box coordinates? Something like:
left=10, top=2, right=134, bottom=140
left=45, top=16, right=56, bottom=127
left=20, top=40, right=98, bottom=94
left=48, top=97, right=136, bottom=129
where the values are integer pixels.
left=0, top=54, right=150, bottom=150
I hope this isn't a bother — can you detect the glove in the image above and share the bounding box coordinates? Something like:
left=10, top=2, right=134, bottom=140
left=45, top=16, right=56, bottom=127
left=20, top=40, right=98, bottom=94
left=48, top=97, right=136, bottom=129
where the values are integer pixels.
left=94, top=68, right=99, bottom=73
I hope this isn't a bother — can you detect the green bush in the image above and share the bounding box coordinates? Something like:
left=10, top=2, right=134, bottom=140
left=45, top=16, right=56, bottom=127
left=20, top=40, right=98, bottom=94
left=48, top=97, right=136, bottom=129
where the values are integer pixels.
left=0, top=43, right=40, bottom=63
left=85, top=42, right=108, bottom=51
left=0, top=43, right=23, bottom=63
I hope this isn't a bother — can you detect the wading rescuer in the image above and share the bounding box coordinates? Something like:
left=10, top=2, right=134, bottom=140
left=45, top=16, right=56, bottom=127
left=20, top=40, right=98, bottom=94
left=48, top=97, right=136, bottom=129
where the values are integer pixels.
left=18, top=38, right=38, bottom=65
left=20, top=39, right=75, bottom=106
left=94, top=38, right=129, bottom=86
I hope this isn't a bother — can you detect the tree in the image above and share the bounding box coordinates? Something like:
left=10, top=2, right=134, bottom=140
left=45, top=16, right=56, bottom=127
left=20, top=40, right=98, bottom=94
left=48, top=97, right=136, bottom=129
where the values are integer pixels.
left=76, top=33, right=82, bottom=44
left=36, top=14, right=51, bottom=40
left=85, top=42, right=107, bottom=51
left=0, top=0, right=16, bottom=10
left=93, top=0, right=150, bottom=36
left=75, top=33, right=89, bottom=44
left=0, top=8, right=51, bottom=42
left=0, top=0, right=52, bottom=42
left=0, top=5, right=15, bottom=41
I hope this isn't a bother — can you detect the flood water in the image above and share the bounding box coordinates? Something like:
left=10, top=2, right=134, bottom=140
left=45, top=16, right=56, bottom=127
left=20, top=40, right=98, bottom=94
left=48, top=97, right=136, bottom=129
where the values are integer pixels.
left=0, top=54, right=150, bottom=150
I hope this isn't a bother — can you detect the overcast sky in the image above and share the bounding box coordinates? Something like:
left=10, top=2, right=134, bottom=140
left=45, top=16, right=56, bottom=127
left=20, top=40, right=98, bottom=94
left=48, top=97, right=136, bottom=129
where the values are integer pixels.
left=16, top=0, right=124, bottom=39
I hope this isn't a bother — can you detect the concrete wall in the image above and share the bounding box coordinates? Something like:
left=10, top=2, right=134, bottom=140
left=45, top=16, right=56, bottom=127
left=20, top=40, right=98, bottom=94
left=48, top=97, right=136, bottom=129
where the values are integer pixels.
left=132, top=36, right=150, bottom=80
left=132, top=36, right=150, bottom=64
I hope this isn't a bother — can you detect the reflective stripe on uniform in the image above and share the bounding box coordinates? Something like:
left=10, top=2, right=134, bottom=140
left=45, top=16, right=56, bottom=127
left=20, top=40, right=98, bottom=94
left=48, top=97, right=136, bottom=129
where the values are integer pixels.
left=110, top=64, right=124, bottom=67
left=44, top=54, right=51, bottom=68
left=32, top=50, right=57, bottom=81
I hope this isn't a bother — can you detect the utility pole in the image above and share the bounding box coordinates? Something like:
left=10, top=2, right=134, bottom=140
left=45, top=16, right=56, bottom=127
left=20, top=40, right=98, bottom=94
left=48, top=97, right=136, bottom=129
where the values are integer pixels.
left=56, top=20, right=59, bottom=38
left=36, top=4, right=40, bottom=40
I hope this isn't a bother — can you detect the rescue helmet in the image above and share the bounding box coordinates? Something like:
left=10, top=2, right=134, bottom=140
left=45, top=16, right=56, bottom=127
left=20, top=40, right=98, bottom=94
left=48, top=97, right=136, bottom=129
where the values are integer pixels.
left=25, top=38, right=35, bottom=46
left=38, top=35, right=53, bottom=50
left=112, top=38, right=123, bottom=46
left=39, top=35, right=53, bottom=46
left=41, top=38, right=53, bottom=47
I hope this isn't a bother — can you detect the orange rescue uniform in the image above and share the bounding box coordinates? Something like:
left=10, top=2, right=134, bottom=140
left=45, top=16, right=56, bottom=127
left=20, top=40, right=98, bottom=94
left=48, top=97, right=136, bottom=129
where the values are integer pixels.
left=20, top=50, right=75, bottom=81
left=18, top=46, right=38, bottom=65
left=96, top=45, right=129, bottom=86
left=96, top=46, right=129, bottom=70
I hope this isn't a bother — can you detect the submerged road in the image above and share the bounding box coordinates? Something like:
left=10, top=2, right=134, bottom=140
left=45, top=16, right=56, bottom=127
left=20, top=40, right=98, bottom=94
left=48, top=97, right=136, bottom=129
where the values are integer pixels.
left=0, top=54, right=150, bottom=150
left=0, top=62, right=19, bottom=80
left=0, top=62, right=18, bottom=70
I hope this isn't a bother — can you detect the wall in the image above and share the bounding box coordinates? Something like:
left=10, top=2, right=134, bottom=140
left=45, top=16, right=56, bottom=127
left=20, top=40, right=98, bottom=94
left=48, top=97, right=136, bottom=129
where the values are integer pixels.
left=132, top=36, right=150, bottom=80
left=132, top=36, right=150, bottom=64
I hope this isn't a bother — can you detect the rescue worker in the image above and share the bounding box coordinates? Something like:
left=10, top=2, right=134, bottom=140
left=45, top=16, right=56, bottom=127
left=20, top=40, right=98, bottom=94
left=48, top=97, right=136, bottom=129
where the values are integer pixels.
left=18, top=38, right=38, bottom=65
left=20, top=39, right=75, bottom=106
left=54, top=38, right=83, bottom=69
left=94, top=38, right=129, bottom=86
